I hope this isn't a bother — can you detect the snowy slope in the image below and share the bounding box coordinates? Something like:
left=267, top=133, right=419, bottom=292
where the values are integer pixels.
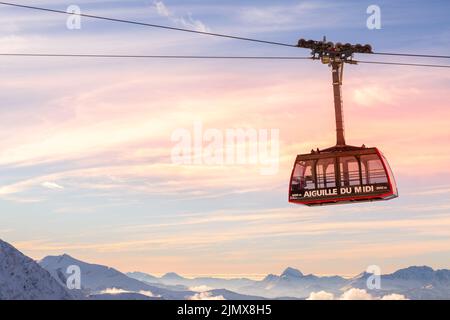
left=0, top=239, right=72, bottom=300
left=347, top=266, right=450, bottom=299
left=4, top=237, right=449, bottom=300
left=39, top=254, right=194, bottom=299
left=240, top=267, right=347, bottom=298
left=128, top=267, right=346, bottom=298
left=126, top=271, right=161, bottom=284
left=127, top=271, right=256, bottom=292
left=128, top=266, right=450, bottom=299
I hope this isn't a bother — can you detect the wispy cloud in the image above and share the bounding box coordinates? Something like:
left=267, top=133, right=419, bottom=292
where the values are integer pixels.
left=154, top=1, right=209, bottom=32
left=41, top=181, right=64, bottom=190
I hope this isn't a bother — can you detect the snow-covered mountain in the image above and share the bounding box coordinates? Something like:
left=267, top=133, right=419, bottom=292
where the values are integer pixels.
left=127, top=271, right=256, bottom=292
left=161, top=272, right=186, bottom=282
left=128, top=266, right=450, bottom=300
left=2, top=238, right=450, bottom=300
left=39, top=254, right=194, bottom=300
left=0, top=239, right=72, bottom=300
left=126, top=266, right=342, bottom=298
left=281, top=267, right=304, bottom=278
left=127, top=267, right=346, bottom=299
left=239, top=267, right=347, bottom=298
left=347, top=266, right=450, bottom=300
left=127, top=271, right=161, bottom=284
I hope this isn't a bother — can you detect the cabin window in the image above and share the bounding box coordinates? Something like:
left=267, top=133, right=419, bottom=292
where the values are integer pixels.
left=339, top=156, right=360, bottom=187
left=360, top=154, right=388, bottom=184
left=291, top=160, right=316, bottom=192
left=316, top=158, right=336, bottom=188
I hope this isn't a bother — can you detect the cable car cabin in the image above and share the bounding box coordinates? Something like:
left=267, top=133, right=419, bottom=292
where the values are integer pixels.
left=289, top=147, right=398, bottom=206
left=288, top=39, right=399, bottom=206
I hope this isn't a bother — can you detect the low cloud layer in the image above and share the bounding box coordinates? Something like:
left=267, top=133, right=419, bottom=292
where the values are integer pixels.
left=189, top=285, right=213, bottom=292
left=306, top=290, right=334, bottom=300
left=307, top=288, right=407, bottom=300
left=99, top=287, right=157, bottom=297
left=189, top=292, right=225, bottom=300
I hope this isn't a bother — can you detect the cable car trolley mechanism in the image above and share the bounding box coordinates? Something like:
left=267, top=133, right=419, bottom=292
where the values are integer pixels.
left=289, top=38, right=398, bottom=206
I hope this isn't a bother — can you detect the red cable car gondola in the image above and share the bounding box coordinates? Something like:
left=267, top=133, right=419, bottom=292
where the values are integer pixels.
left=289, top=146, right=398, bottom=206
left=289, top=38, right=398, bottom=206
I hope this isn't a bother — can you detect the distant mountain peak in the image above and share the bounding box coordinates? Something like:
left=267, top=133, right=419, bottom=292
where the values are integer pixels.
left=59, top=253, right=77, bottom=262
left=39, top=253, right=78, bottom=264
left=126, top=271, right=160, bottom=284
left=403, top=266, right=434, bottom=272
left=391, top=266, right=435, bottom=280
left=262, top=273, right=279, bottom=282
left=162, top=272, right=184, bottom=280
left=352, top=271, right=371, bottom=280
left=281, top=267, right=303, bottom=278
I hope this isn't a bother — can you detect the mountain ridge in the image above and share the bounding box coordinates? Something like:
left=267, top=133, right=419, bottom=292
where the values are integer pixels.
left=2, top=239, right=450, bottom=300
left=0, top=239, right=73, bottom=300
left=126, top=264, right=450, bottom=299
left=39, top=253, right=195, bottom=300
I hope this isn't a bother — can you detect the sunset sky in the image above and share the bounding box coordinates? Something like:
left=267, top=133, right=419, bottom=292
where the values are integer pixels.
left=0, top=0, right=449, bottom=278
